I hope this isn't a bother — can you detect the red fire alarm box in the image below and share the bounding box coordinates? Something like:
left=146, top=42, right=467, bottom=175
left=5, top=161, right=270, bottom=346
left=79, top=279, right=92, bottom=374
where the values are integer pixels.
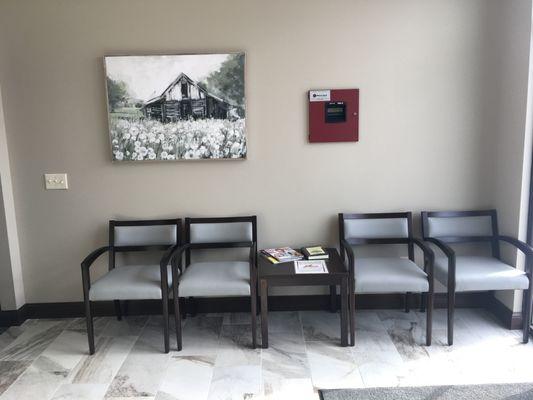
left=308, top=89, right=359, bottom=143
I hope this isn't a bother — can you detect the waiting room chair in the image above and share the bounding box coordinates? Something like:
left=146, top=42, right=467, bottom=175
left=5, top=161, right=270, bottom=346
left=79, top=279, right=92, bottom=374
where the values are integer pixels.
left=339, top=212, right=434, bottom=346
left=161, top=216, right=258, bottom=350
left=421, top=209, right=532, bottom=345
left=81, top=219, right=181, bottom=354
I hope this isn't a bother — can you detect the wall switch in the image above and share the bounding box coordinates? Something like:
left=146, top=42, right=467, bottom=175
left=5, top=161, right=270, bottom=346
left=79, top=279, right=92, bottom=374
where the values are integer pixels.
left=44, top=173, right=68, bottom=190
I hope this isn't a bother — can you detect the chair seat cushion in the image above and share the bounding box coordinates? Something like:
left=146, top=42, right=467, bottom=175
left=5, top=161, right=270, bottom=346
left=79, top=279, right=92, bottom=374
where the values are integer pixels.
left=354, top=257, right=429, bottom=294
left=90, top=264, right=172, bottom=301
left=178, top=261, right=250, bottom=297
left=434, top=256, right=529, bottom=291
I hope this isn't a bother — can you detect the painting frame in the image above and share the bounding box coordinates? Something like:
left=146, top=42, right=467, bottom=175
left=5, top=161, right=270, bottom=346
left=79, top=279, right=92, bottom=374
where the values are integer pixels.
left=103, top=51, right=247, bottom=162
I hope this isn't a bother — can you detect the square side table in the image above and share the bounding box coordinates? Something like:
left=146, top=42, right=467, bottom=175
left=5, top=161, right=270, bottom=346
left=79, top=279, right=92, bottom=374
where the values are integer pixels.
left=258, top=248, right=349, bottom=348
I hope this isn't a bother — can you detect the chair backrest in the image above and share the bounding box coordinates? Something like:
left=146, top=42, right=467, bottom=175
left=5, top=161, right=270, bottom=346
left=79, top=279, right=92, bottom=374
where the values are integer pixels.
left=421, top=210, right=497, bottom=241
left=421, top=209, right=499, bottom=256
left=339, top=212, right=413, bottom=260
left=185, top=215, right=256, bottom=248
left=109, top=219, right=181, bottom=269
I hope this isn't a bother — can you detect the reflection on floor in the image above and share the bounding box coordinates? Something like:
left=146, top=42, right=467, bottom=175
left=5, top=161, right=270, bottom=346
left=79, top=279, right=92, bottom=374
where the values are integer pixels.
left=0, top=308, right=532, bottom=399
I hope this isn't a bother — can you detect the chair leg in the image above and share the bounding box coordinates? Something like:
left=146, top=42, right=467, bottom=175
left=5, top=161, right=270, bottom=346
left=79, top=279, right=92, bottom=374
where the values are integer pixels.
left=349, top=290, right=355, bottom=346
left=162, top=290, right=170, bottom=354
left=329, top=285, right=337, bottom=312
left=173, top=286, right=182, bottom=351
left=114, top=300, right=122, bottom=321
left=251, top=287, right=257, bottom=349
left=426, top=291, right=433, bottom=346
left=189, top=297, right=197, bottom=317
left=523, top=287, right=532, bottom=344
left=420, top=293, right=426, bottom=312
left=405, top=292, right=411, bottom=313
left=85, top=300, right=95, bottom=355
left=447, top=290, right=455, bottom=346
left=180, top=298, right=187, bottom=320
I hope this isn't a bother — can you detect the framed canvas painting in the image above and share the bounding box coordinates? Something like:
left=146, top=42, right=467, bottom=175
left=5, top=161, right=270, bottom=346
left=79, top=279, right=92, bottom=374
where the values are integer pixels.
left=103, top=53, right=246, bottom=161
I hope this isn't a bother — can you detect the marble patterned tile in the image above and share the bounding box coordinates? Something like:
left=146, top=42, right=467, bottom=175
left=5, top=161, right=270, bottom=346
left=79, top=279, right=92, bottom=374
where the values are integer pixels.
left=262, top=331, right=309, bottom=381
left=178, top=315, right=223, bottom=356
left=0, top=360, right=31, bottom=395
left=267, top=311, right=302, bottom=334
left=376, top=310, right=429, bottom=361
left=222, top=312, right=258, bottom=326
left=67, top=317, right=112, bottom=338
left=0, top=319, right=71, bottom=361
left=0, top=356, right=69, bottom=400
left=155, top=355, right=215, bottom=400
left=71, top=335, right=137, bottom=385
left=0, top=325, right=26, bottom=352
left=306, top=341, right=363, bottom=389
left=50, top=383, right=107, bottom=400
left=207, top=365, right=262, bottom=400
left=0, top=327, right=88, bottom=399
left=216, top=324, right=261, bottom=367
left=262, top=378, right=317, bottom=400
left=301, top=311, right=341, bottom=342
left=0, top=309, right=532, bottom=399
left=207, top=321, right=262, bottom=400
left=104, top=321, right=171, bottom=398
left=100, top=316, right=148, bottom=338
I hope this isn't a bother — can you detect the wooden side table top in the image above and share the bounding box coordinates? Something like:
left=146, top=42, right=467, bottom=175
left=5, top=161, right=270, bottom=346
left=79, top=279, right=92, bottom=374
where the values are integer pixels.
left=258, top=247, right=348, bottom=282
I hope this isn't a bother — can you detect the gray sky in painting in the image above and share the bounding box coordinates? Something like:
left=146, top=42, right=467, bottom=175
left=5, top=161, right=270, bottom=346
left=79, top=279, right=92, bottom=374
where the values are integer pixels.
left=105, top=54, right=230, bottom=101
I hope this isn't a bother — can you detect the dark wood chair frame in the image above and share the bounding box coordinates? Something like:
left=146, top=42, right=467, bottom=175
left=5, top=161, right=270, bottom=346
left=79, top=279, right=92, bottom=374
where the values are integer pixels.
left=421, top=209, right=533, bottom=345
left=81, top=218, right=182, bottom=355
left=339, top=212, right=435, bottom=346
left=160, top=216, right=258, bottom=351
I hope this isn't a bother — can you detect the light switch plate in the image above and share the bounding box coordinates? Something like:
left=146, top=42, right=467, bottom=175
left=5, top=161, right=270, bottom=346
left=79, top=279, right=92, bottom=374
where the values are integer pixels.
left=44, top=173, right=68, bottom=190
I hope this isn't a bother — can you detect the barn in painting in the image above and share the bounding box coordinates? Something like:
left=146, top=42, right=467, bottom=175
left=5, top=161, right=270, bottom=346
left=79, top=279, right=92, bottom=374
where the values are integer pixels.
left=142, top=73, right=234, bottom=122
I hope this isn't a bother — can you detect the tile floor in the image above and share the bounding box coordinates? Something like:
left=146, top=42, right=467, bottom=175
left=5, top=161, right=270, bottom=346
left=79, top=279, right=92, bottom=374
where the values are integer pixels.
left=0, top=308, right=532, bottom=399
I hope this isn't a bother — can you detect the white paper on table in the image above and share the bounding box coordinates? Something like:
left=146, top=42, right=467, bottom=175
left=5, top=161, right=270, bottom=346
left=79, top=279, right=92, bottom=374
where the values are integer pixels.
left=294, top=260, right=328, bottom=274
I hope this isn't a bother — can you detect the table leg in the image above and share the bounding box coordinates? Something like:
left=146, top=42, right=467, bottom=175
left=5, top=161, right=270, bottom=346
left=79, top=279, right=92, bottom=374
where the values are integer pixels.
left=329, top=285, right=336, bottom=312
left=260, top=279, right=269, bottom=349
left=340, top=277, right=348, bottom=347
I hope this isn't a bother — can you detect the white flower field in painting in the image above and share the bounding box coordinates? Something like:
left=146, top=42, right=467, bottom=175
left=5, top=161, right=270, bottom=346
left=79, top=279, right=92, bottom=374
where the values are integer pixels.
left=110, top=118, right=246, bottom=161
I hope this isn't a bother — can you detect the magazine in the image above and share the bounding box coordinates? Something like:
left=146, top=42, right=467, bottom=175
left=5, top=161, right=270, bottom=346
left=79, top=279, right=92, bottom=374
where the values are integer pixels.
left=294, top=260, right=328, bottom=274
left=262, top=247, right=304, bottom=263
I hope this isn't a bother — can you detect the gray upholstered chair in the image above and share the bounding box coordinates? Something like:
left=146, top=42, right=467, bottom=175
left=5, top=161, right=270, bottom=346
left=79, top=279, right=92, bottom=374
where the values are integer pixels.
left=162, top=216, right=257, bottom=351
left=339, top=212, right=434, bottom=346
left=81, top=219, right=181, bottom=354
left=421, top=210, right=532, bottom=345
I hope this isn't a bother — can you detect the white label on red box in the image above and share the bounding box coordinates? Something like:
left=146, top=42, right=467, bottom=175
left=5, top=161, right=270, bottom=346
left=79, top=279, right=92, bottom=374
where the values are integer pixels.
left=309, top=90, right=330, bottom=102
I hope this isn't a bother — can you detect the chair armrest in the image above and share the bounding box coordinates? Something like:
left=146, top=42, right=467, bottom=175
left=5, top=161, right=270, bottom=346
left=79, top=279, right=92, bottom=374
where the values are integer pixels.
left=249, top=242, right=257, bottom=267
left=160, top=243, right=189, bottom=268
left=80, top=246, right=109, bottom=292
left=340, top=239, right=355, bottom=276
left=411, top=238, right=435, bottom=264
left=497, top=236, right=533, bottom=257
left=425, top=237, right=455, bottom=259
left=249, top=242, right=257, bottom=286
left=497, top=236, right=533, bottom=273
left=81, top=246, right=110, bottom=270
left=411, top=238, right=434, bottom=283
left=161, top=243, right=190, bottom=280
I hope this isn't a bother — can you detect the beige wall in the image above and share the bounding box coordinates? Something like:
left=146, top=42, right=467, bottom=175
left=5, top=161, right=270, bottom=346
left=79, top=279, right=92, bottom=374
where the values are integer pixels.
left=0, top=84, right=25, bottom=310
left=482, top=0, right=533, bottom=312
left=0, top=0, right=528, bottom=304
